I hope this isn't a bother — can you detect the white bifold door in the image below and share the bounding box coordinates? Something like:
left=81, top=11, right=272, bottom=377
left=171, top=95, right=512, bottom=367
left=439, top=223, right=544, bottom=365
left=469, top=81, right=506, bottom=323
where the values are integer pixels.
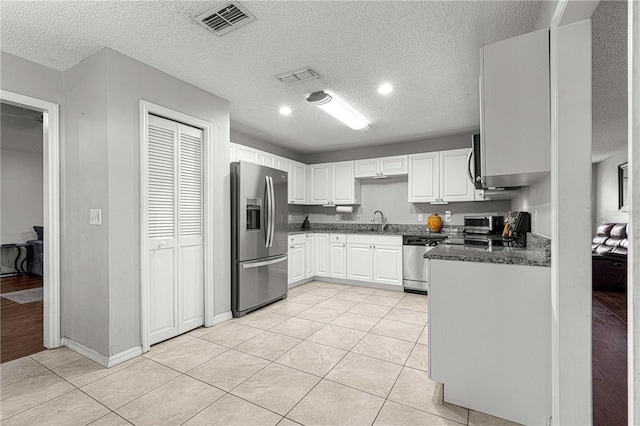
left=147, top=114, right=204, bottom=345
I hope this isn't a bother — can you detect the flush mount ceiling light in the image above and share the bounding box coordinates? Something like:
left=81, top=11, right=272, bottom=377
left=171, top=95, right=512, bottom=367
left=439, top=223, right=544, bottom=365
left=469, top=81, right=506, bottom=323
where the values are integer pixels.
left=378, top=83, right=393, bottom=95
left=279, top=106, right=292, bottom=115
left=306, top=91, right=369, bottom=131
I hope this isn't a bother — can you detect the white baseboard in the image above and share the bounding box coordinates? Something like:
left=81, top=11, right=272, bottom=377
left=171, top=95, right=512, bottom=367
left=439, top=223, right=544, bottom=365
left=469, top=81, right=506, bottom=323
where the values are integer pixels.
left=62, top=338, right=109, bottom=367
left=290, top=276, right=404, bottom=292
left=107, top=346, right=143, bottom=368
left=212, top=311, right=232, bottom=325
left=62, top=337, right=142, bottom=368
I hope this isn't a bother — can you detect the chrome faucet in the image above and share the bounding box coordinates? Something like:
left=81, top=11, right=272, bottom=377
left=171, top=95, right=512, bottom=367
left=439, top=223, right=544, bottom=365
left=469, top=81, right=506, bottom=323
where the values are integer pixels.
left=371, top=210, right=388, bottom=232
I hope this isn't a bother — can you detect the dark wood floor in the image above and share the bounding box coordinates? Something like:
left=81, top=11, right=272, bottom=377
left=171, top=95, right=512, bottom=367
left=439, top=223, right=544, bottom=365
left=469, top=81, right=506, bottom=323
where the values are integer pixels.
left=592, top=290, right=627, bottom=426
left=1, top=275, right=45, bottom=363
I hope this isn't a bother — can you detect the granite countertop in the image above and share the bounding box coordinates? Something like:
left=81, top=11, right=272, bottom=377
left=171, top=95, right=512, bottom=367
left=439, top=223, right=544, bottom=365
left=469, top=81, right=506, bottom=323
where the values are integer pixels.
left=424, top=244, right=550, bottom=267
left=288, top=223, right=460, bottom=237
left=288, top=229, right=452, bottom=236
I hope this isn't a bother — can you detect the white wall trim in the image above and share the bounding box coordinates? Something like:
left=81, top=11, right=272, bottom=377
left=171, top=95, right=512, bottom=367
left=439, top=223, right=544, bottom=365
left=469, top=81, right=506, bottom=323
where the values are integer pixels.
left=107, top=346, right=143, bottom=368
left=139, top=100, right=215, bottom=353
left=62, top=337, right=109, bottom=367
left=212, top=311, right=232, bottom=326
left=1, top=90, right=61, bottom=349
left=628, top=0, right=640, bottom=423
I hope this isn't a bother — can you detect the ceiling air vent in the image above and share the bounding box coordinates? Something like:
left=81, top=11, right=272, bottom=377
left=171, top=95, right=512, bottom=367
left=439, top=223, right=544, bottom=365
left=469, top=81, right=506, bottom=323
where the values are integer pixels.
left=276, top=68, right=320, bottom=85
left=195, top=1, right=256, bottom=36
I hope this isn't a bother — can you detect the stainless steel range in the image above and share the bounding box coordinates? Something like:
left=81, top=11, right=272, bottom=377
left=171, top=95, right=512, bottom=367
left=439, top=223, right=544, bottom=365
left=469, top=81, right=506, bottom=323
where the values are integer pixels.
left=402, top=235, right=448, bottom=293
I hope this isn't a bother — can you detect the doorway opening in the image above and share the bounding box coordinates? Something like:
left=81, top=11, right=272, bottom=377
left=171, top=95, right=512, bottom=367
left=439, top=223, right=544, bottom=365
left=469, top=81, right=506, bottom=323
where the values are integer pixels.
left=0, top=103, right=45, bottom=362
left=590, top=1, right=628, bottom=424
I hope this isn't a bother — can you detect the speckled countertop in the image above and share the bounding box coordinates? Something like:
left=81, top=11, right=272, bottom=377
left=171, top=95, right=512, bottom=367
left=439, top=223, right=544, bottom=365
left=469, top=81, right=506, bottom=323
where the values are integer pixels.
left=287, top=223, right=461, bottom=237
left=424, top=234, right=551, bottom=267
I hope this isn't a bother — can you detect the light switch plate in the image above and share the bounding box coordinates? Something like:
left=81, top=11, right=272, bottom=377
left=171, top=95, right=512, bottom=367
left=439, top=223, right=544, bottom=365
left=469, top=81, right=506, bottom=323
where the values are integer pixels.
left=335, top=214, right=341, bottom=221
left=445, top=211, right=451, bottom=222
left=90, top=209, right=102, bottom=225
left=418, top=214, right=423, bottom=222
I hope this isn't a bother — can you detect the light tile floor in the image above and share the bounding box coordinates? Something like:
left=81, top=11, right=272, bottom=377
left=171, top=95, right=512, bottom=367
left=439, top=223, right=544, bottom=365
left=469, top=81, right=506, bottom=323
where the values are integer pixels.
left=0, top=281, right=520, bottom=426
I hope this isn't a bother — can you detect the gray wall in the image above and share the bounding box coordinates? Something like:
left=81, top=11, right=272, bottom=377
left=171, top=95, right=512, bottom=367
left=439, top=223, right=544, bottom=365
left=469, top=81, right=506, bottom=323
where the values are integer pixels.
left=510, top=173, right=552, bottom=237
left=592, top=147, right=628, bottom=232
left=1, top=51, right=64, bottom=105
left=103, top=49, right=230, bottom=355
left=302, top=132, right=474, bottom=164
left=291, top=177, right=510, bottom=226
left=231, top=127, right=303, bottom=162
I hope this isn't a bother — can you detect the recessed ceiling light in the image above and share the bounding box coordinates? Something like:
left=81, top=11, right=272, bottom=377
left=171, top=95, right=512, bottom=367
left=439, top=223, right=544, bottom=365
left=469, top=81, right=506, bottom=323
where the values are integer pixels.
left=378, top=84, right=393, bottom=95
left=279, top=106, right=292, bottom=115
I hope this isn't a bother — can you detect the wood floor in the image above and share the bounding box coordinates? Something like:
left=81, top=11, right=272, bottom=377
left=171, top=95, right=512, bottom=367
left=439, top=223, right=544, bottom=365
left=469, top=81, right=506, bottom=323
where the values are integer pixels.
left=592, top=290, right=627, bottom=426
left=1, top=275, right=45, bottom=363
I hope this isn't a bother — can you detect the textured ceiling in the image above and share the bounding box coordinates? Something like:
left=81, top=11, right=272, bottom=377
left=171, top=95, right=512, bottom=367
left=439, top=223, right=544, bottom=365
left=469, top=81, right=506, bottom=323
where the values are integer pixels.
left=592, top=0, right=627, bottom=163
left=0, top=1, right=543, bottom=154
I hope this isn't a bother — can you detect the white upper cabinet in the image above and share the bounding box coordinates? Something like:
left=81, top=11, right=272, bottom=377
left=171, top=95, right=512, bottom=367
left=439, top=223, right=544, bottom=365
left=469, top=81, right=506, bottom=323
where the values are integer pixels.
left=229, top=143, right=237, bottom=163
left=260, top=151, right=276, bottom=168
left=354, top=158, right=379, bottom=178
left=408, top=152, right=440, bottom=203
left=440, top=148, right=475, bottom=202
left=291, top=161, right=307, bottom=204
left=309, top=164, right=331, bottom=204
left=331, top=161, right=359, bottom=204
left=481, top=28, right=550, bottom=187
left=309, top=161, right=360, bottom=205
left=355, top=155, right=408, bottom=178
left=236, top=144, right=260, bottom=164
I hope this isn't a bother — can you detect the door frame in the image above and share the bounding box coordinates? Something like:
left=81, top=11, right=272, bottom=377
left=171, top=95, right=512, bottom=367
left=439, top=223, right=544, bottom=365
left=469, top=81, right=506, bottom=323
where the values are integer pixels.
left=139, top=100, right=214, bottom=353
left=0, top=90, right=61, bottom=349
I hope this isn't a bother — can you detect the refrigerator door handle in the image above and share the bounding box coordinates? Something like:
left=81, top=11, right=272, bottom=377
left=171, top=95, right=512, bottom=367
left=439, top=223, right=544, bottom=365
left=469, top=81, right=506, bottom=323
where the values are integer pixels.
left=269, top=175, right=276, bottom=247
left=241, top=255, right=288, bottom=269
left=265, top=175, right=271, bottom=247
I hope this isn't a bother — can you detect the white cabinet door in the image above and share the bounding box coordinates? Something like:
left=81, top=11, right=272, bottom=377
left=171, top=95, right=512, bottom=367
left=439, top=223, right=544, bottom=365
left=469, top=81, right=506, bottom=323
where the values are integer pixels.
left=236, top=145, right=259, bottom=164
left=331, top=161, right=356, bottom=204
left=305, top=234, right=315, bottom=278
left=309, top=164, right=331, bottom=204
left=314, top=233, right=330, bottom=277
left=229, top=143, right=237, bottom=163
left=330, top=242, right=347, bottom=279
left=440, top=148, right=475, bottom=202
left=346, top=244, right=373, bottom=282
left=408, top=152, right=440, bottom=203
left=380, top=155, right=408, bottom=176
left=290, top=243, right=306, bottom=283
left=482, top=28, right=550, bottom=186
left=260, top=151, right=276, bottom=168
left=292, top=162, right=307, bottom=204
left=372, top=245, right=402, bottom=286
left=354, top=158, right=379, bottom=178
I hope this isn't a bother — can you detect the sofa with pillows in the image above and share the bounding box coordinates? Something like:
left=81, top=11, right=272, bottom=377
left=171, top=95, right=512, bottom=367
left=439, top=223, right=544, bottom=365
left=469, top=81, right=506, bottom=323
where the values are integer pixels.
left=592, top=223, right=628, bottom=292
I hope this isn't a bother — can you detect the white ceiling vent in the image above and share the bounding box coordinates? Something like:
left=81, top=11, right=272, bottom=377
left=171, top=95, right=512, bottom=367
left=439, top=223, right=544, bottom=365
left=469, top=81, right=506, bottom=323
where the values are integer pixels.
left=195, top=1, right=256, bottom=36
left=276, top=68, right=320, bottom=85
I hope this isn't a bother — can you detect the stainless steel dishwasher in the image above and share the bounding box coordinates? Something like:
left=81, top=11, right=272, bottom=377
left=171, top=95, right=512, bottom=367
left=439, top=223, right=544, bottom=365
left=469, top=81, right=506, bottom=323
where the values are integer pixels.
left=402, top=235, right=447, bottom=293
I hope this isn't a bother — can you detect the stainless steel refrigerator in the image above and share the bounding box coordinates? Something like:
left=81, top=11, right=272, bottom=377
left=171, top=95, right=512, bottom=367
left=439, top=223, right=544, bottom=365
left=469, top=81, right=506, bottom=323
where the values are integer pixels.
left=231, top=161, right=288, bottom=317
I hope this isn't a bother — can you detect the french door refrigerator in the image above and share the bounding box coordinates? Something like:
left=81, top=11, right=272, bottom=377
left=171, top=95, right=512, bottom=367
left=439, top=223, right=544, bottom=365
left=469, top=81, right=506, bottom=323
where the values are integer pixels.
left=231, top=161, right=288, bottom=317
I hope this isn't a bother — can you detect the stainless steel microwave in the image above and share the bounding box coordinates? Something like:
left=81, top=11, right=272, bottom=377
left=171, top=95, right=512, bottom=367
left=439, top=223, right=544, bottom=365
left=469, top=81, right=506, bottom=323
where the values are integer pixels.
left=464, top=216, right=505, bottom=235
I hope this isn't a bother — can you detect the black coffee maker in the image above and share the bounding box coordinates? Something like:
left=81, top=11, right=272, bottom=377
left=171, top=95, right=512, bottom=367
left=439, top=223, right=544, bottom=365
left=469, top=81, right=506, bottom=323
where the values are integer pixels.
left=511, top=211, right=531, bottom=247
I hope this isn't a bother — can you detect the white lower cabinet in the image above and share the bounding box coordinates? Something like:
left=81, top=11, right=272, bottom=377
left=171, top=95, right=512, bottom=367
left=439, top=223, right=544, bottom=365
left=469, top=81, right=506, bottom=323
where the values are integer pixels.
left=314, top=233, right=330, bottom=277
left=305, top=234, right=314, bottom=278
left=346, top=235, right=403, bottom=287
left=329, top=234, right=347, bottom=279
left=346, top=243, right=374, bottom=282
left=372, top=245, right=403, bottom=286
left=287, top=234, right=306, bottom=285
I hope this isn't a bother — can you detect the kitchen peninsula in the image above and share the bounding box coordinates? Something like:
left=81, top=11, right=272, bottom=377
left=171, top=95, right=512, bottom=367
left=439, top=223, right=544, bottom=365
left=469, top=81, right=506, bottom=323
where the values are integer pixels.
left=424, top=236, right=551, bottom=425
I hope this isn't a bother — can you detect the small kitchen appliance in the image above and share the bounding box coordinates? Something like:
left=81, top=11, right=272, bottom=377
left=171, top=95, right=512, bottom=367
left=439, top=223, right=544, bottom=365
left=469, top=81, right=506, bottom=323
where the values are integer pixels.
left=463, top=216, right=505, bottom=235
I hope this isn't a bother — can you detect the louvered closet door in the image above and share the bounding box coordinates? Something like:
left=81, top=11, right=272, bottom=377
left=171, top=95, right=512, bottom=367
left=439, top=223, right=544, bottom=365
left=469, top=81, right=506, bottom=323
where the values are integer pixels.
left=147, top=115, right=204, bottom=346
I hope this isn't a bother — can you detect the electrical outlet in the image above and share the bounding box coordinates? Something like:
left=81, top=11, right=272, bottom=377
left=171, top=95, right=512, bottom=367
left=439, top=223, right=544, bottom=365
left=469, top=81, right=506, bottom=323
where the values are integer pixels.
left=335, top=214, right=341, bottom=221
left=445, top=211, right=451, bottom=222
left=288, top=214, right=293, bottom=222
left=418, top=214, right=423, bottom=222
left=90, top=209, right=102, bottom=225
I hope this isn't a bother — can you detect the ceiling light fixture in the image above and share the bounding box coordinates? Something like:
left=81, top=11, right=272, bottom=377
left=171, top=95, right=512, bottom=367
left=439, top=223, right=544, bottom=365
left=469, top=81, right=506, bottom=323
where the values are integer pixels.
left=378, top=83, right=393, bottom=95
left=306, top=91, right=369, bottom=131
left=279, top=106, right=292, bottom=115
